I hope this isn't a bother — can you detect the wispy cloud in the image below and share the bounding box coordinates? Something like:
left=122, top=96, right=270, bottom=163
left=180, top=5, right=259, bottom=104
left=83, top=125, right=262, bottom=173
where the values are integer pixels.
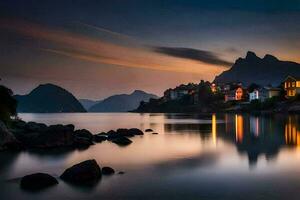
left=154, top=47, right=233, bottom=67
left=0, top=19, right=227, bottom=75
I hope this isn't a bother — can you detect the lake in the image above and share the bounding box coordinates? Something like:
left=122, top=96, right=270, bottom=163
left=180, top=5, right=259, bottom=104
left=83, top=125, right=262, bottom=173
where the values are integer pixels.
left=1, top=113, right=300, bottom=200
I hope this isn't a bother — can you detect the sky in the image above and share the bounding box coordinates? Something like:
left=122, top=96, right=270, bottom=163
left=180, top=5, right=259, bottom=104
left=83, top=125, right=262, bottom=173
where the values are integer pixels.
left=0, top=0, right=300, bottom=99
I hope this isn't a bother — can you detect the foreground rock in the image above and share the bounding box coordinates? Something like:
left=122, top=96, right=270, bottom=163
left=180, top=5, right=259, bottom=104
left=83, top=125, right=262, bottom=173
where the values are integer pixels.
left=102, top=167, right=115, bottom=175
left=145, top=129, right=153, bottom=132
left=60, top=159, right=101, bottom=185
left=20, top=173, right=58, bottom=191
left=0, top=120, right=22, bottom=151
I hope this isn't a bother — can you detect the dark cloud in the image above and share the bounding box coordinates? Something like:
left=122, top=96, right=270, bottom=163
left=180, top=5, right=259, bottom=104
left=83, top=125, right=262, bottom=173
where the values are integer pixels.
left=154, top=47, right=233, bottom=67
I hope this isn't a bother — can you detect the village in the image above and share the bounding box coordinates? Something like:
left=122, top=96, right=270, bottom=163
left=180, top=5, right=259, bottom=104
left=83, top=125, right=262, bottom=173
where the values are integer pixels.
left=163, top=75, right=300, bottom=104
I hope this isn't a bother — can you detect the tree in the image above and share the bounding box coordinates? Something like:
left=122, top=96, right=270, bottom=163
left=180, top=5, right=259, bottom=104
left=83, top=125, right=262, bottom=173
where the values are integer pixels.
left=0, top=85, right=17, bottom=125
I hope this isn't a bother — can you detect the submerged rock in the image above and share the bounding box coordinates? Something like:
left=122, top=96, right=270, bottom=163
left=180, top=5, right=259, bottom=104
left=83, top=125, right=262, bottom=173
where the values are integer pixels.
left=20, top=173, right=58, bottom=191
left=102, top=167, right=115, bottom=175
left=93, top=134, right=107, bottom=143
left=145, top=129, right=153, bottom=132
left=74, top=129, right=93, bottom=141
left=60, top=159, right=101, bottom=185
left=111, top=136, right=132, bottom=146
left=128, top=128, right=144, bottom=135
left=117, top=128, right=134, bottom=137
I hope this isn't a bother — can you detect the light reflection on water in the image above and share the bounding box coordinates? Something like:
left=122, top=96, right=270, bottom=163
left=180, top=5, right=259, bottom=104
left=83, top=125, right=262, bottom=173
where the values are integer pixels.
left=0, top=113, right=300, bottom=200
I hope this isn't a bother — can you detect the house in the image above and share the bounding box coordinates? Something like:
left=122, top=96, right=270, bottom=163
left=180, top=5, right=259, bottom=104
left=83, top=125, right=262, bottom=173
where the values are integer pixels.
left=163, top=83, right=197, bottom=101
left=225, top=87, right=245, bottom=102
left=249, top=87, right=281, bottom=102
left=284, top=76, right=300, bottom=97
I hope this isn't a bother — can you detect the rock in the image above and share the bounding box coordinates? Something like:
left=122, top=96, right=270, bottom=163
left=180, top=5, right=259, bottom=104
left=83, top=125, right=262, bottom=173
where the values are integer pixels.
left=128, top=128, right=144, bottom=135
left=116, top=128, right=132, bottom=137
left=145, top=129, right=153, bottom=132
left=152, top=132, right=158, bottom=135
left=74, top=129, right=93, bottom=141
left=20, top=173, right=58, bottom=191
left=60, top=159, right=101, bottom=185
left=11, top=123, right=76, bottom=149
left=111, top=136, right=132, bottom=146
left=93, top=134, right=107, bottom=143
left=25, top=122, right=47, bottom=133
left=106, top=130, right=120, bottom=140
left=74, top=137, right=94, bottom=149
left=102, top=167, right=115, bottom=175
left=118, top=171, right=125, bottom=175
left=0, top=120, right=21, bottom=151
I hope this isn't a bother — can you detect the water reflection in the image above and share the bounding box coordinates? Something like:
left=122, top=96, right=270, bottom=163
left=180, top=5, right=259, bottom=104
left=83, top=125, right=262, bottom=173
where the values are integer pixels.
left=162, top=113, right=300, bottom=167
left=219, top=114, right=298, bottom=166
left=1, top=113, right=300, bottom=200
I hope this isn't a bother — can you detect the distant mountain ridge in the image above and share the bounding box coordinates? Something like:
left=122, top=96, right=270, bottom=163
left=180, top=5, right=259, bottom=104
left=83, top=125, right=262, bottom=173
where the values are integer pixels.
left=214, top=51, right=300, bottom=86
left=79, top=99, right=99, bottom=110
left=15, top=83, right=86, bottom=113
left=88, top=90, right=158, bottom=112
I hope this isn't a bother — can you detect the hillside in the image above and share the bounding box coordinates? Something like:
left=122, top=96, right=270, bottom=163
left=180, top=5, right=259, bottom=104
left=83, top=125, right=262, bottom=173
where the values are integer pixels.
left=15, top=84, right=86, bottom=113
left=214, top=51, right=300, bottom=86
left=89, top=90, right=158, bottom=112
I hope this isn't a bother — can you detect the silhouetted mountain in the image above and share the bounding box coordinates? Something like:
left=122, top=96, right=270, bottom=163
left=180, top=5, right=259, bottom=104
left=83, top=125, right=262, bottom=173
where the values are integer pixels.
left=89, top=90, right=158, bottom=112
left=214, top=51, right=300, bottom=86
left=15, top=84, right=86, bottom=113
left=79, top=99, right=99, bottom=110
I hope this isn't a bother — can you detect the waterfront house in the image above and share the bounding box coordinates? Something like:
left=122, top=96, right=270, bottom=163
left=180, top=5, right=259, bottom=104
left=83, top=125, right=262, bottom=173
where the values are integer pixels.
left=284, top=76, right=300, bottom=97
left=225, top=87, right=245, bottom=102
left=163, top=83, right=197, bottom=101
left=249, top=87, right=281, bottom=102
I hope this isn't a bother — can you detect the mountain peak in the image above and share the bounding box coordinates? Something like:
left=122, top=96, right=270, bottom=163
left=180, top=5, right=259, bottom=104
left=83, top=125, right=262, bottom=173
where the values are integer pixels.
left=263, top=54, right=278, bottom=62
left=132, top=90, right=146, bottom=95
left=245, top=51, right=259, bottom=60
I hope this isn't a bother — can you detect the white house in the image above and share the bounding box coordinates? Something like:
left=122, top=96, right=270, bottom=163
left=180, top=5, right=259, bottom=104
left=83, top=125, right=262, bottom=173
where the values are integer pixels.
left=249, top=87, right=281, bottom=102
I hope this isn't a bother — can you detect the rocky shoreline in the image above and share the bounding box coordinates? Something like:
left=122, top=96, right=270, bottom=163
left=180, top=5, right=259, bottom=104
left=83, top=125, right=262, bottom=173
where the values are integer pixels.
left=0, top=119, right=151, bottom=152
left=0, top=120, right=158, bottom=192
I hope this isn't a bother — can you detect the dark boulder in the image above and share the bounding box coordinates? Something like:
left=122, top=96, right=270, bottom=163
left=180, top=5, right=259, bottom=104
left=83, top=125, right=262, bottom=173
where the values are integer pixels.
left=0, top=120, right=22, bottom=151
left=25, top=122, right=47, bottom=133
left=94, top=134, right=107, bottom=143
left=12, top=123, right=76, bottom=149
left=128, top=128, right=144, bottom=135
left=60, top=159, right=101, bottom=185
left=152, top=132, right=158, bottom=135
left=117, top=128, right=135, bottom=137
left=118, top=171, right=125, bottom=175
left=102, top=167, right=115, bottom=175
left=106, top=130, right=120, bottom=140
left=111, top=136, right=132, bottom=146
left=74, top=137, right=94, bottom=149
left=145, top=129, right=153, bottom=132
left=20, top=173, right=58, bottom=191
left=74, top=129, right=93, bottom=141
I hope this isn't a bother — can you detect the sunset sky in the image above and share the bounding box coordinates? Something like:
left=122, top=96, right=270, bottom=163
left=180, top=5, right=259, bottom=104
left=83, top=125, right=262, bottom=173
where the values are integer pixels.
left=1, top=0, right=300, bottom=99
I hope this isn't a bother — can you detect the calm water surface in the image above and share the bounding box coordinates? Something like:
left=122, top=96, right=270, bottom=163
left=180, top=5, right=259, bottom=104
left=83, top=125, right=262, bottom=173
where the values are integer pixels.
left=1, top=113, right=300, bottom=200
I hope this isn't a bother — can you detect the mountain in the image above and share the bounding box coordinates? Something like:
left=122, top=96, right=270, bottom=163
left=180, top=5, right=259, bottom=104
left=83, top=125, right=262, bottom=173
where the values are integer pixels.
left=214, top=51, right=300, bottom=86
left=89, top=90, right=158, bottom=112
left=79, top=99, right=99, bottom=110
left=15, top=83, right=86, bottom=113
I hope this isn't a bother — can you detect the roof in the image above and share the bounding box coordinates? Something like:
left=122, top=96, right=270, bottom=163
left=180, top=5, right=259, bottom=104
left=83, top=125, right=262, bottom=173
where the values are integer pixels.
left=284, top=75, right=300, bottom=81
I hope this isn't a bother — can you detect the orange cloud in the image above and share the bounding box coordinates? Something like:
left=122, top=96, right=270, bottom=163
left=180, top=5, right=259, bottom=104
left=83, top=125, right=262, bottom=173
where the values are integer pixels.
left=0, top=19, right=227, bottom=76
